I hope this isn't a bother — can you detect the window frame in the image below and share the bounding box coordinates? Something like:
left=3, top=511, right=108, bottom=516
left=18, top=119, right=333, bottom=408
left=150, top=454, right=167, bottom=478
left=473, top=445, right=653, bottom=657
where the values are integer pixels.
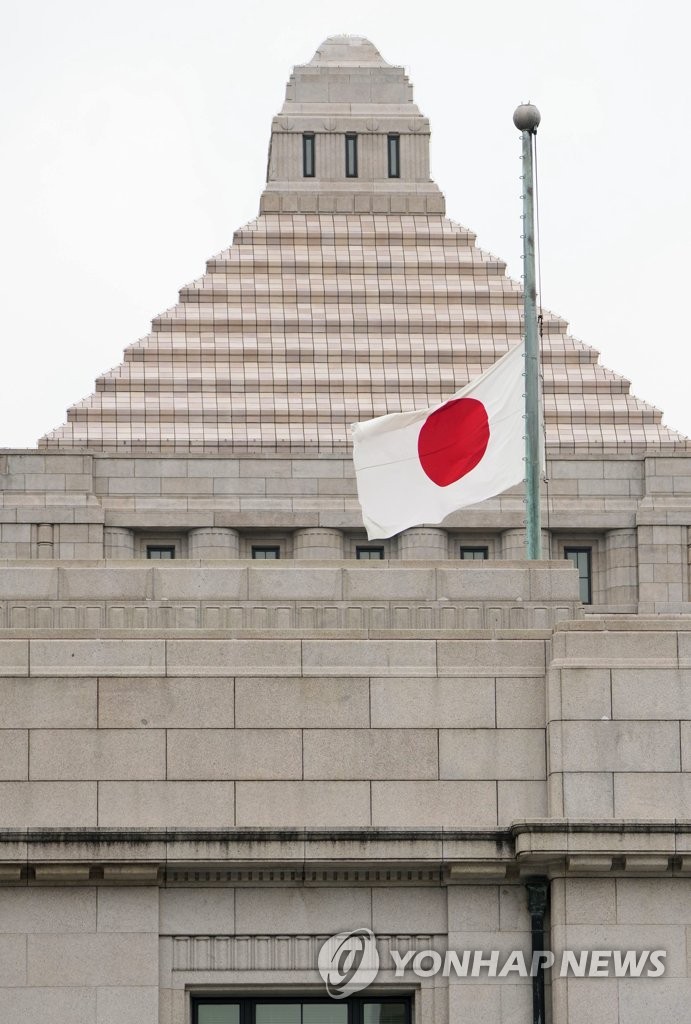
left=387, top=134, right=400, bottom=178
left=192, top=994, right=412, bottom=1024
left=345, top=133, right=358, bottom=178
left=564, top=545, right=593, bottom=604
left=303, top=133, right=316, bottom=178
left=146, top=544, right=176, bottom=560
left=459, top=546, right=489, bottom=560
left=356, top=545, right=385, bottom=560
left=251, top=545, right=281, bottom=560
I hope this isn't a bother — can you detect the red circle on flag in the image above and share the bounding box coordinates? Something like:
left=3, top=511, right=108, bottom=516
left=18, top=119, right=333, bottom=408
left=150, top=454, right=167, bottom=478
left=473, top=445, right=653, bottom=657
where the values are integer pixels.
left=417, top=397, right=490, bottom=487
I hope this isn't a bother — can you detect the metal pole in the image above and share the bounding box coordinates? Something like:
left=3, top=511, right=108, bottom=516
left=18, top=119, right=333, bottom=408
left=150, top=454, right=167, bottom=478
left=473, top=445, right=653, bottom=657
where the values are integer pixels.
left=513, top=103, right=542, bottom=559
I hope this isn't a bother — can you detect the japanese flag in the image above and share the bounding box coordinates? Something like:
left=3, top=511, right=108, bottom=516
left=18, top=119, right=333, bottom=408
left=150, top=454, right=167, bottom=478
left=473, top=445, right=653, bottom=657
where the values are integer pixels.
left=351, top=341, right=526, bottom=540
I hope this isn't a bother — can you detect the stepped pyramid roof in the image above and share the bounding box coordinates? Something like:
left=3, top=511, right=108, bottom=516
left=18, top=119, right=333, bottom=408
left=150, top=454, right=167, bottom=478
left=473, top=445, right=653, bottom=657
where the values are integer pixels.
left=39, top=36, right=687, bottom=453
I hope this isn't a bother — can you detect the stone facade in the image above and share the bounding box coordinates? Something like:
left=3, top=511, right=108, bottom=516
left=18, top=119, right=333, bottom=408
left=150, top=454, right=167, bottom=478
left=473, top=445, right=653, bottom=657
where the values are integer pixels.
left=2, top=33, right=691, bottom=1024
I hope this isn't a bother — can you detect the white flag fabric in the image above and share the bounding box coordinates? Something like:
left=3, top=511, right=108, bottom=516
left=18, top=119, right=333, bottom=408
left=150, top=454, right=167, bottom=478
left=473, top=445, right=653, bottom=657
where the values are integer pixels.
left=351, top=341, right=526, bottom=540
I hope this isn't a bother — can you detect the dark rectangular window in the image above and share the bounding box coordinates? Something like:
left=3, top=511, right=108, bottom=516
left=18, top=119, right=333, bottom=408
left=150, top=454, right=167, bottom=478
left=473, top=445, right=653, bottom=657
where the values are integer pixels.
left=302, top=133, right=315, bottom=177
left=252, top=546, right=280, bottom=560
left=387, top=134, right=400, bottom=178
left=565, top=547, right=592, bottom=604
left=460, top=546, right=488, bottom=560
left=146, top=545, right=175, bottom=559
left=356, top=546, right=384, bottom=560
left=193, top=997, right=410, bottom=1024
left=345, top=134, right=358, bottom=177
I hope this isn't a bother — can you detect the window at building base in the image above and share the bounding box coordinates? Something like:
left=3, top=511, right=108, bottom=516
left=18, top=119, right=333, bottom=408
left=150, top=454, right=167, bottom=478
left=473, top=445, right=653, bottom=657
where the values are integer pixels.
left=345, top=133, right=358, bottom=177
left=193, top=996, right=411, bottom=1024
left=564, top=546, right=592, bottom=604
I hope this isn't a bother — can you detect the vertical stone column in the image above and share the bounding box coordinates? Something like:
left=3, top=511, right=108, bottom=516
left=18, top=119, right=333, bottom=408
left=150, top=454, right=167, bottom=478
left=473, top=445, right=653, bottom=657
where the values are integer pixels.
left=188, top=527, right=240, bottom=559
left=398, top=528, right=447, bottom=560
left=501, top=528, right=550, bottom=560
left=637, top=524, right=687, bottom=612
left=36, top=523, right=54, bottom=559
left=605, top=528, right=638, bottom=607
left=292, top=528, right=344, bottom=559
left=104, top=527, right=135, bottom=559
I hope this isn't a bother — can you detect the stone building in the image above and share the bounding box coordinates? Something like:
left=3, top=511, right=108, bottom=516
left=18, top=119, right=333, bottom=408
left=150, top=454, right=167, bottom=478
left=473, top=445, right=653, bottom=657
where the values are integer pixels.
left=1, top=33, right=690, bottom=1024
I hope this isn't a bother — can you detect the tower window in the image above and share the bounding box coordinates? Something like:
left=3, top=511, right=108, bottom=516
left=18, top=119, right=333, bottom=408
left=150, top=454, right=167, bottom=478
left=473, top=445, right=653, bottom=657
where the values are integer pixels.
left=565, top=547, right=592, bottom=604
left=460, top=546, right=488, bottom=560
left=147, top=545, right=175, bottom=559
left=302, top=133, right=315, bottom=177
left=252, top=546, right=280, bottom=560
left=387, top=134, right=400, bottom=178
left=345, top=134, right=358, bottom=177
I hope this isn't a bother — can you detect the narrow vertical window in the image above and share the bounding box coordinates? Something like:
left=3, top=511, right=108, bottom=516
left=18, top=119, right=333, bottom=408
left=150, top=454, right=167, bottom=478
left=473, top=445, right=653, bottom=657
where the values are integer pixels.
left=387, top=134, right=400, bottom=178
left=302, top=133, right=315, bottom=177
left=565, top=547, right=592, bottom=604
left=345, top=134, right=358, bottom=178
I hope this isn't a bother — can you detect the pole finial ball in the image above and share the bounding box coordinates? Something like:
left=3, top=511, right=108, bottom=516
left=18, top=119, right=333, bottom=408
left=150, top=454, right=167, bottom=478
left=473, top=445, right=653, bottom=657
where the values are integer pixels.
left=513, top=103, right=541, bottom=132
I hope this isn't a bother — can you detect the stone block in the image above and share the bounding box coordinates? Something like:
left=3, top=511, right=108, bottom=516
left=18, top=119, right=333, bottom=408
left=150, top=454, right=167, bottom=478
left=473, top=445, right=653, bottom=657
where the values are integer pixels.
left=235, top=676, right=369, bottom=728
left=303, top=728, right=437, bottom=780
left=561, top=978, right=619, bottom=1024
left=562, top=628, right=677, bottom=663
left=614, top=773, right=691, bottom=817
left=370, top=677, right=495, bottom=728
left=0, top=887, right=96, bottom=933
left=248, top=567, right=343, bottom=601
left=99, top=677, right=234, bottom=729
left=439, top=729, right=545, bottom=780
left=372, top=887, right=447, bottom=933
left=558, top=668, right=611, bottom=720
left=618, top=979, right=691, bottom=1023
left=0, top=782, right=96, bottom=826
left=165, top=640, right=301, bottom=676
left=0, top=640, right=29, bottom=676
left=495, top=677, right=545, bottom=728
left=30, top=729, right=166, bottom=780
left=0, top=934, right=27, bottom=985
left=97, top=782, right=234, bottom=827
left=0, top=568, right=58, bottom=599
left=153, top=568, right=248, bottom=600
left=559, top=721, right=679, bottom=772
left=159, top=889, right=235, bottom=935
left=447, top=885, right=500, bottom=931
left=564, top=878, right=616, bottom=924
left=562, top=771, right=614, bottom=817
left=235, top=781, right=370, bottom=826
left=97, top=888, right=159, bottom=933
left=234, top=887, right=371, bottom=934
left=612, top=668, right=691, bottom=719
left=302, top=640, right=436, bottom=676
left=437, top=639, right=545, bottom=676
left=167, top=729, right=302, bottom=779
left=0, top=730, right=28, bottom=779
left=96, top=987, right=158, bottom=1024
left=29, top=640, right=165, bottom=677
left=343, top=568, right=435, bottom=600
left=615, top=877, right=691, bottom=924
left=497, top=781, right=547, bottom=823
left=0, top=989, right=96, bottom=1023
left=371, top=781, right=497, bottom=827
left=27, top=933, right=158, bottom=987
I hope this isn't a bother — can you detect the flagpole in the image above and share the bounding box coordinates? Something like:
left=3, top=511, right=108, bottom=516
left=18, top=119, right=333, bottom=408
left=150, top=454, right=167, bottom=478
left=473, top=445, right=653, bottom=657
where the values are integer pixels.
left=513, top=103, right=542, bottom=560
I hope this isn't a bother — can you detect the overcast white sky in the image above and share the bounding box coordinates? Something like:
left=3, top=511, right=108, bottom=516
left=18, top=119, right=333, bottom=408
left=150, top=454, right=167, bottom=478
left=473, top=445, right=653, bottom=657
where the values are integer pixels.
left=1, top=0, right=689, bottom=448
